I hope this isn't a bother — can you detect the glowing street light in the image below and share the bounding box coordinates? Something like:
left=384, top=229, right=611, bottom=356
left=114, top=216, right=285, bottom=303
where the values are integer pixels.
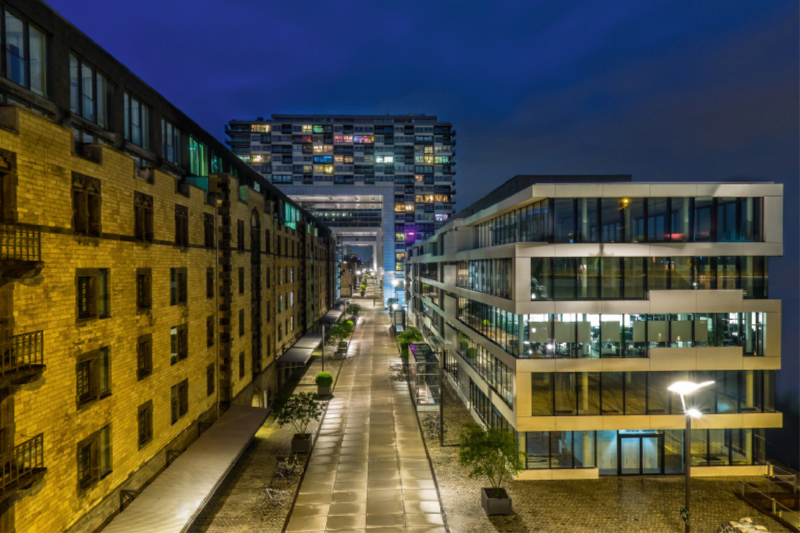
left=668, top=379, right=714, bottom=533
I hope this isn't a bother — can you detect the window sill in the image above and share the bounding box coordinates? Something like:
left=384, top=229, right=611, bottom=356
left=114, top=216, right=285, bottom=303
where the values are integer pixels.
left=137, top=370, right=152, bottom=381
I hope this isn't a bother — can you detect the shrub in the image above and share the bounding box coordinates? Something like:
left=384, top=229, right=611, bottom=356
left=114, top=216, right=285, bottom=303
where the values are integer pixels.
left=315, top=372, right=333, bottom=387
left=273, top=392, right=324, bottom=437
left=459, top=423, right=524, bottom=498
left=325, top=321, right=353, bottom=347
left=346, top=303, right=362, bottom=316
left=397, top=327, right=423, bottom=360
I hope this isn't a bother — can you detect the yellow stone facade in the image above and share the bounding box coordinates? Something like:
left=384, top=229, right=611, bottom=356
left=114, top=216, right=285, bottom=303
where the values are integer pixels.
left=0, top=107, right=333, bottom=533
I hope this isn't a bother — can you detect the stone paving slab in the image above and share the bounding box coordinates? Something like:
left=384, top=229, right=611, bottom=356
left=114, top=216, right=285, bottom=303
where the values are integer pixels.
left=285, top=297, right=448, bottom=533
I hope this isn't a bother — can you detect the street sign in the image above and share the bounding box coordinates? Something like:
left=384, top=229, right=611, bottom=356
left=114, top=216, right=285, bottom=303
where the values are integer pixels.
left=680, top=507, right=689, bottom=523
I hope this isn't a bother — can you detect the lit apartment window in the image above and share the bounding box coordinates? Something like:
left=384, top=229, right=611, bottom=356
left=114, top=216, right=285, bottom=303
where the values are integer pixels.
left=4, top=10, right=46, bottom=96
left=161, top=118, right=181, bottom=165
left=124, top=92, right=150, bottom=149
left=189, top=136, right=208, bottom=175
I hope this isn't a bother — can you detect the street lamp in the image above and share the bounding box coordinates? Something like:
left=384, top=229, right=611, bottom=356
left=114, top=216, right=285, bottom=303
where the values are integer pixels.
left=668, top=380, right=714, bottom=533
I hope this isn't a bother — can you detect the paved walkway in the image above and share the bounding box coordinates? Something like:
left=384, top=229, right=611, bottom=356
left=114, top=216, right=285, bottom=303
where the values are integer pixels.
left=285, top=299, right=447, bottom=533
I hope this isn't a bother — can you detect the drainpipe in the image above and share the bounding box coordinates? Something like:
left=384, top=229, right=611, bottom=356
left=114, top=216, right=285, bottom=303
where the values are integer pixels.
left=214, top=195, right=223, bottom=421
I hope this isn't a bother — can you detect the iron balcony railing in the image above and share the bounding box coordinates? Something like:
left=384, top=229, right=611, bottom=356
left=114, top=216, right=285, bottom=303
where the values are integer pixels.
left=1, top=331, right=44, bottom=374
left=0, top=223, right=41, bottom=262
left=0, top=433, right=44, bottom=495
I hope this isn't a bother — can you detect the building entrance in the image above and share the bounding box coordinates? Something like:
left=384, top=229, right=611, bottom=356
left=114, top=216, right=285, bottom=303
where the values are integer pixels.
left=618, top=432, right=663, bottom=475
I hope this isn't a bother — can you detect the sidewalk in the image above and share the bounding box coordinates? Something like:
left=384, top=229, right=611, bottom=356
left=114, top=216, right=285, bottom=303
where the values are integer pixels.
left=284, top=297, right=447, bottom=533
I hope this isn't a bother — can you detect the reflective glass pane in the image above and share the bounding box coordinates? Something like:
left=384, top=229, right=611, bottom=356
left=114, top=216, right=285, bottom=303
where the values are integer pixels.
left=576, top=198, right=599, bottom=242
left=670, top=197, right=691, bottom=242
left=4, top=12, right=26, bottom=86
left=601, top=257, right=622, bottom=299
left=624, top=198, right=646, bottom=242
left=647, top=257, right=669, bottom=291
left=553, top=199, right=575, bottom=243
left=576, top=258, right=599, bottom=299
left=672, top=257, right=693, bottom=290
left=623, top=258, right=645, bottom=299
left=30, top=26, right=46, bottom=96
left=693, top=197, right=713, bottom=242
left=717, top=198, right=739, bottom=241
left=531, top=257, right=552, bottom=300
left=531, top=373, right=553, bottom=415
left=600, top=198, right=624, bottom=242
left=647, top=198, right=669, bottom=242
left=740, top=197, right=761, bottom=242
left=553, top=258, right=575, bottom=300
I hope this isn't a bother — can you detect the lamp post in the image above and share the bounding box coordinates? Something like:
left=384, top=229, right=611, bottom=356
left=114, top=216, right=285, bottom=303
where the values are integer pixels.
left=667, top=380, right=714, bottom=533
left=321, top=323, right=325, bottom=373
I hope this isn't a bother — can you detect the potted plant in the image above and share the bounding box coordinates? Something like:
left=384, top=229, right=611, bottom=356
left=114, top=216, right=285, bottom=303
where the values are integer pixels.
left=396, top=327, right=423, bottom=365
left=315, top=371, right=333, bottom=396
left=325, top=322, right=353, bottom=360
left=273, top=392, right=324, bottom=453
left=458, top=423, right=523, bottom=516
left=360, top=283, right=366, bottom=297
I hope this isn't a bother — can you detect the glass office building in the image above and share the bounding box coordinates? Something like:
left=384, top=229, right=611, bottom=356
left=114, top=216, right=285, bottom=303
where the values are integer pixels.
left=407, top=175, right=783, bottom=479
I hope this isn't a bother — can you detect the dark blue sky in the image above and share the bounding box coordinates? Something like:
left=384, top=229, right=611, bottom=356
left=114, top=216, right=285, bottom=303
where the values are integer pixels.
left=50, top=0, right=798, bottom=461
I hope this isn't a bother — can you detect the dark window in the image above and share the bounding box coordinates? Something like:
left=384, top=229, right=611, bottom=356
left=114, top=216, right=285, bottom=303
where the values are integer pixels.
left=138, top=401, right=153, bottom=448
left=204, top=213, right=214, bottom=248
left=170, top=324, right=188, bottom=365
left=553, top=199, right=575, bottom=243
left=72, top=173, right=101, bottom=236
left=70, top=54, right=107, bottom=126
left=647, top=198, right=669, bottom=242
left=137, top=334, right=152, bottom=379
left=161, top=118, right=181, bottom=165
left=76, top=268, right=109, bottom=320
left=284, top=237, right=288, bottom=256
left=206, top=363, right=215, bottom=396
left=136, top=268, right=151, bottom=310
left=239, top=351, right=245, bottom=379
left=170, top=379, right=189, bottom=424
left=237, top=220, right=245, bottom=251
left=134, top=192, right=154, bottom=242
left=124, top=91, right=150, bottom=149
left=266, top=266, right=271, bottom=289
left=276, top=237, right=281, bottom=255
left=239, top=267, right=245, bottom=294
left=170, top=268, right=187, bottom=305
left=206, top=267, right=214, bottom=299
left=265, top=229, right=271, bottom=253
left=239, top=309, right=245, bottom=337
left=600, top=198, right=624, bottom=242
left=207, top=316, right=214, bottom=347
left=624, top=198, right=646, bottom=243
left=77, top=425, right=111, bottom=490
left=5, top=12, right=46, bottom=95
left=76, top=347, right=110, bottom=405
left=576, top=198, right=599, bottom=243
left=175, top=205, right=189, bottom=247
left=694, top=197, right=714, bottom=242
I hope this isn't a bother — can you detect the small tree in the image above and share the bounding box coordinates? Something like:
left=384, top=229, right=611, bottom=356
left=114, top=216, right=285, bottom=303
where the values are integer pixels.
left=273, top=392, right=324, bottom=437
left=459, top=423, right=523, bottom=498
left=397, top=327, right=423, bottom=359
left=346, top=303, right=362, bottom=316
left=325, top=322, right=352, bottom=348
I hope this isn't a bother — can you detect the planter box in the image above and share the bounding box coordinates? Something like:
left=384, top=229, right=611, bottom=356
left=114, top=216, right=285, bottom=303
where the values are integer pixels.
left=291, top=434, right=312, bottom=454
left=481, top=488, right=512, bottom=516
left=317, top=385, right=331, bottom=396
left=334, top=350, right=346, bottom=360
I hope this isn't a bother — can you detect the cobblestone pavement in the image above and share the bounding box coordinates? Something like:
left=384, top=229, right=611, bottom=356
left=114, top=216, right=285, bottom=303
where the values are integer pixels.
left=189, top=347, right=343, bottom=533
left=420, top=379, right=791, bottom=533
left=284, top=297, right=448, bottom=533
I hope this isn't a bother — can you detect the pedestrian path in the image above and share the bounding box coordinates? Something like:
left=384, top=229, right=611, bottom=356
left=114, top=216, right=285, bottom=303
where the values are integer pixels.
left=285, top=299, right=447, bottom=532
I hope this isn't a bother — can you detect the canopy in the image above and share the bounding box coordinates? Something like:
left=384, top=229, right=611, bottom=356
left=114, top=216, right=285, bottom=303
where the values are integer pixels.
left=278, top=332, right=323, bottom=365
left=322, top=307, right=343, bottom=323
left=102, top=405, right=269, bottom=533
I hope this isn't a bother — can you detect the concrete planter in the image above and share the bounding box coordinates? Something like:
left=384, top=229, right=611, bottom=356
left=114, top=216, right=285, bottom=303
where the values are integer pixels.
left=481, top=488, right=512, bottom=515
left=317, top=385, right=331, bottom=396
left=334, top=350, right=346, bottom=360
left=291, top=434, right=312, bottom=454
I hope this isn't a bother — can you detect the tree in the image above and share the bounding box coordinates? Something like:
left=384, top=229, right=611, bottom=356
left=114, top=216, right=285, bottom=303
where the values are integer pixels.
left=272, top=392, right=324, bottom=437
left=458, top=423, right=523, bottom=498
left=396, top=327, right=423, bottom=359
left=346, top=303, right=362, bottom=316
left=325, top=321, right=353, bottom=347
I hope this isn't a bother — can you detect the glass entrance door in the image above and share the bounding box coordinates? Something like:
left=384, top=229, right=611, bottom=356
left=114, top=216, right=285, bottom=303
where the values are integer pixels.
left=619, top=433, right=664, bottom=475
left=620, top=437, right=640, bottom=475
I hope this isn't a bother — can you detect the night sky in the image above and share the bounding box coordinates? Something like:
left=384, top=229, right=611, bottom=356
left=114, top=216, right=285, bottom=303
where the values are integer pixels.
left=49, top=0, right=799, bottom=464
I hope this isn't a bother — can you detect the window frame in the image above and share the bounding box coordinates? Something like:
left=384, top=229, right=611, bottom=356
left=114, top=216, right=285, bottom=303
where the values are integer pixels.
left=170, top=267, right=188, bottom=306
left=133, top=192, right=154, bottom=242
left=70, top=53, right=108, bottom=127
left=76, top=425, right=112, bottom=491
left=170, top=379, right=189, bottom=424
left=138, top=401, right=153, bottom=449
left=136, top=268, right=152, bottom=311
left=137, top=334, right=152, bottom=380
left=175, top=205, right=189, bottom=248
left=170, top=324, right=188, bottom=365
left=123, top=91, right=150, bottom=149
left=72, top=173, right=101, bottom=237
left=76, top=347, right=111, bottom=406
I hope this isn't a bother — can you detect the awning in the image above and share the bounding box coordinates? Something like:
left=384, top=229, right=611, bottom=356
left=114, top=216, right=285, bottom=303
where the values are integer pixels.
left=278, top=332, right=323, bottom=365
left=102, top=405, right=269, bottom=533
left=322, top=307, right=343, bottom=323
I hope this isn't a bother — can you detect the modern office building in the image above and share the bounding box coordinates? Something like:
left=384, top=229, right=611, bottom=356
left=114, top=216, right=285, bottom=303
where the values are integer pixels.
left=0, top=2, right=335, bottom=532
left=407, top=175, right=782, bottom=480
left=226, top=114, right=456, bottom=306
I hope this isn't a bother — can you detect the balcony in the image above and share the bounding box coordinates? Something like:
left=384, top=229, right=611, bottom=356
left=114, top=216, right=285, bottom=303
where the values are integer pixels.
left=0, top=331, right=45, bottom=386
left=0, top=223, right=43, bottom=286
left=0, top=433, right=46, bottom=503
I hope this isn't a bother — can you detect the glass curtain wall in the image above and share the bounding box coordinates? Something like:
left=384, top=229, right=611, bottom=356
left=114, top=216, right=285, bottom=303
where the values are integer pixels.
left=532, top=256, right=768, bottom=301
left=529, top=370, right=774, bottom=416
left=455, top=259, right=512, bottom=299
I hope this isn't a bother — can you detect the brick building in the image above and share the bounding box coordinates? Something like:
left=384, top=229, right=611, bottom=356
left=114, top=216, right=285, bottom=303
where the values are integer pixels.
left=0, top=1, right=335, bottom=532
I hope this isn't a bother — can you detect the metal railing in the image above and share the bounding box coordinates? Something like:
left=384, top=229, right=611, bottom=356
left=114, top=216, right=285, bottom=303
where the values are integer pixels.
left=0, top=223, right=41, bottom=262
left=0, top=433, right=44, bottom=494
left=1, top=330, right=44, bottom=374
left=740, top=479, right=800, bottom=531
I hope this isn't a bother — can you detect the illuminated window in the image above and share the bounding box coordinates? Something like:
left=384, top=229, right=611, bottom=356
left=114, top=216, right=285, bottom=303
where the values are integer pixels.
left=252, top=155, right=263, bottom=163
left=395, top=252, right=405, bottom=261
left=354, top=135, right=374, bottom=144
left=395, top=263, right=404, bottom=271
left=251, top=124, right=270, bottom=132
left=334, top=135, right=344, bottom=143
left=323, top=165, right=333, bottom=174
left=435, top=156, right=450, bottom=164
left=344, top=135, right=353, bottom=143
left=302, top=125, right=312, bottom=132
left=313, top=125, right=323, bottom=133
left=424, top=146, right=434, bottom=154
left=435, top=213, right=448, bottom=222
left=395, top=233, right=406, bottom=241
left=395, top=205, right=405, bottom=213
left=377, top=156, right=394, bottom=163
left=334, top=155, right=343, bottom=163
left=415, top=175, right=424, bottom=182
left=313, top=145, right=324, bottom=153
left=322, top=145, right=333, bottom=153
left=405, top=204, right=414, bottom=212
